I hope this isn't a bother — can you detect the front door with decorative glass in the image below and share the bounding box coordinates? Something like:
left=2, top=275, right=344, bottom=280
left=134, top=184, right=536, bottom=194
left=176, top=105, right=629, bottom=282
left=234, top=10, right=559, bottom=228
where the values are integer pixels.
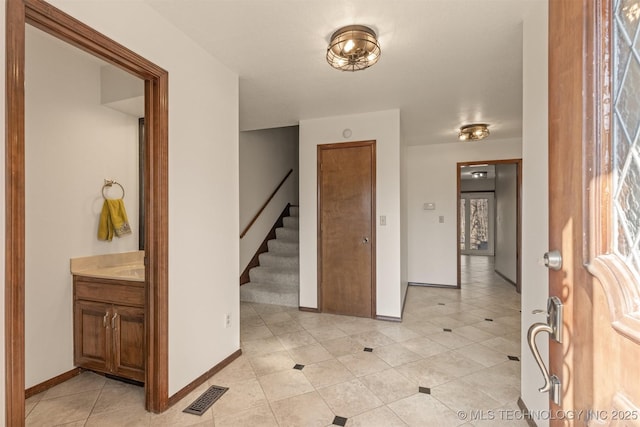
left=535, top=1, right=640, bottom=424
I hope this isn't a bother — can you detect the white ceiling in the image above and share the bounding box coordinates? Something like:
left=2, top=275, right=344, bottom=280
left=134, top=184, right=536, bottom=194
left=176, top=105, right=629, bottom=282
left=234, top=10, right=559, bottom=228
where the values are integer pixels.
left=147, top=0, right=541, bottom=146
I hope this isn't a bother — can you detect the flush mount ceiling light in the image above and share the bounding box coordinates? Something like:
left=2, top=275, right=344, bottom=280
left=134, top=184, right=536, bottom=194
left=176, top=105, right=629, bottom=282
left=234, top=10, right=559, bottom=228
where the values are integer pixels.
left=458, top=124, right=490, bottom=141
left=326, top=25, right=381, bottom=72
left=471, top=171, right=488, bottom=179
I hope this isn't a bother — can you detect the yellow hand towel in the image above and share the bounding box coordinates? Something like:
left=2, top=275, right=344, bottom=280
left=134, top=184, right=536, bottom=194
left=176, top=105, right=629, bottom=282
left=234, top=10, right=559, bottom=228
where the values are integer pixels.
left=98, top=201, right=114, bottom=241
left=98, top=199, right=132, bottom=241
left=108, top=199, right=132, bottom=237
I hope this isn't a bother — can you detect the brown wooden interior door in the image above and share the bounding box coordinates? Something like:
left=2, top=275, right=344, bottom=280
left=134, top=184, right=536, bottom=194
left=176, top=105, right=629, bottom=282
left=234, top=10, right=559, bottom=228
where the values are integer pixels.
left=547, top=0, right=640, bottom=424
left=318, top=141, right=375, bottom=318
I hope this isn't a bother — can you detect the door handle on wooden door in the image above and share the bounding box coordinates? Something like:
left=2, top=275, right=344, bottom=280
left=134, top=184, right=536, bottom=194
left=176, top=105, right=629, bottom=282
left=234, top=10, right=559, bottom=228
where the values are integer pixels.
left=362, top=237, right=369, bottom=244
left=527, top=296, right=563, bottom=405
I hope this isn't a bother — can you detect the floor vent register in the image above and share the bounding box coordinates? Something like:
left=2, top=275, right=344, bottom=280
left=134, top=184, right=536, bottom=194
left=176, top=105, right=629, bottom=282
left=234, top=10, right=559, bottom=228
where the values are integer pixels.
left=183, top=385, right=229, bottom=416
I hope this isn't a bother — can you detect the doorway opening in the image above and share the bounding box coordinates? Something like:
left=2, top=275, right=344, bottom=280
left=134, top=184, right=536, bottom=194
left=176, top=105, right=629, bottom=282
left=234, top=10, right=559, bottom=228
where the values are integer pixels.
left=460, top=191, right=495, bottom=256
left=6, top=0, right=169, bottom=424
left=456, top=159, right=522, bottom=292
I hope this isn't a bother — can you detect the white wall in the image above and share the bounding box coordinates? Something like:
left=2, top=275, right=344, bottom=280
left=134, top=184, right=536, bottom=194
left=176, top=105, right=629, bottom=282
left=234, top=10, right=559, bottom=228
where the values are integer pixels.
left=240, top=127, right=299, bottom=272
left=299, top=110, right=402, bottom=318
left=100, top=65, right=144, bottom=117
left=0, top=0, right=6, bottom=422
left=40, top=0, right=240, bottom=396
left=495, top=163, right=518, bottom=283
left=100, top=65, right=144, bottom=105
left=25, top=28, right=141, bottom=388
left=406, top=139, right=522, bottom=286
left=521, top=1, right=550, bottom=423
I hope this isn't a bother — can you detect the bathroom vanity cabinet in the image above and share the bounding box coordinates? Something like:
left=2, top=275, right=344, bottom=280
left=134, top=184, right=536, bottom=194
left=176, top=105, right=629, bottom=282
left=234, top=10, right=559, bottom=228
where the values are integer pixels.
left=73, top=275, right=145, bottom=382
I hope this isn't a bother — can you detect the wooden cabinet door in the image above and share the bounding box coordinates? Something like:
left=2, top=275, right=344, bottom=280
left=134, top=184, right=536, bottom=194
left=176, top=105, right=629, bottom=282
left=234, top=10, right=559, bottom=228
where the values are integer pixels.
left=74, top=300, right=110, bottom=373
left=74, top=276, right=145, bottom=382
left=111, top=305, right=145, bottom=382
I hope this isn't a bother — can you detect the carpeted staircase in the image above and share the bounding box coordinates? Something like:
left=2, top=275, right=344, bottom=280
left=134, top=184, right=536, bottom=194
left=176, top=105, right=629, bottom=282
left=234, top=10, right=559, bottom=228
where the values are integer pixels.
left=240, top=206, right=299, bottom=307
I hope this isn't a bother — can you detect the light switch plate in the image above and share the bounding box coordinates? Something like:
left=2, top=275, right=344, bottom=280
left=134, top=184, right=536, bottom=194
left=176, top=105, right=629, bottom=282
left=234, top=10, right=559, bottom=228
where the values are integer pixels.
left=439, top=215, right=445, bottom=223
left=380, top=215, right=387, bottom=226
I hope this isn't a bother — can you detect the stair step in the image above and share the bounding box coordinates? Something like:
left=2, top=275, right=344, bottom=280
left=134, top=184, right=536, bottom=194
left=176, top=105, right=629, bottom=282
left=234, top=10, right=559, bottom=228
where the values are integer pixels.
left=259, top=252, right=299, bottom=269
left=283, top=216, right=299, bottom=229
left=267, top=239, right=299, bottom=255
left=249, top=266, right=299, bottom=286
left=275, top=227, right=299, bottom=242
left=242, top=206, right=299, bottom=307
left=240, top=281, right=298, bottom=307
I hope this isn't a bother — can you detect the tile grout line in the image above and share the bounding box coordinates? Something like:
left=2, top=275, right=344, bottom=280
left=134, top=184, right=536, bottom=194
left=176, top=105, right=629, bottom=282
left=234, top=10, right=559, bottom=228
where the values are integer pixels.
left=79, top=378, right=105, bottom=426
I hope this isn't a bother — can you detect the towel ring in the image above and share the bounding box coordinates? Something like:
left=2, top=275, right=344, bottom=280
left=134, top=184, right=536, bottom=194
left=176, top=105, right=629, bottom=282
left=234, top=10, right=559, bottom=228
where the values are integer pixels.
left=102, top=180, right=125, bottom=200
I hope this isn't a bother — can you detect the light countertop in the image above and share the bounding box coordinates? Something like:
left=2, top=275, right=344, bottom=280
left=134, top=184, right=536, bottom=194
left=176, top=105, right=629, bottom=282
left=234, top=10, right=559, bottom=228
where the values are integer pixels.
left=70, top=251, right=144, bottom=282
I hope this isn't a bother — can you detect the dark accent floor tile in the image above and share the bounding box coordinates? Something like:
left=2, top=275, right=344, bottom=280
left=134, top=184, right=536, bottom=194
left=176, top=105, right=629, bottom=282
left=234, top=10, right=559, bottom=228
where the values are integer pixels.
left=293, top=364, right=305, bottom=370
left=363, top=347, right=373, bottom=352
left=508, top=356, right=520, bottom=361
left=485, top=318, right=494, bottom=322
left=333, top=415, right=348, bottom=426
left=443, top=328, right=452, bottom=332
left=438, top=303, right=445, bottom=305
left=419, top=386, right=431, bottom=394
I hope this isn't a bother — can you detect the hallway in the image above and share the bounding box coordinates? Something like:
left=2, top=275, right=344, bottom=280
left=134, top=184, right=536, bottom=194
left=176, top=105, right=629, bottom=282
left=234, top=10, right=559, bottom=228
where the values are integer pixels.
left=25, top=256, right=525, bottom=426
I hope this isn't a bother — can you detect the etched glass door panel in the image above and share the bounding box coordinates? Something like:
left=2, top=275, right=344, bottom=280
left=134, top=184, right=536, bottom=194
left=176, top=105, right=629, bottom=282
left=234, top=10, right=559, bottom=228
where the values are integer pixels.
left=613, top=0, right=640, bottom=280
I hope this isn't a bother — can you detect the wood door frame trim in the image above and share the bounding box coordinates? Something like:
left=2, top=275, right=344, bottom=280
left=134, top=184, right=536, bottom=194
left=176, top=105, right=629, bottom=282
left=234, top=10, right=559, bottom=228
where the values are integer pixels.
left=5, top=0, right=169, bottom=424
left=317, top=140, right=377, bottom=318
left=456, top=159, right=523, bottom=292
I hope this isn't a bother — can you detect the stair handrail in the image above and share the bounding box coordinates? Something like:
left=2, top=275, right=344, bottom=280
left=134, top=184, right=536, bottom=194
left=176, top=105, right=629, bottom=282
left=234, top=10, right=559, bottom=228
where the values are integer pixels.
left=240, top=169, right=294, bottom=239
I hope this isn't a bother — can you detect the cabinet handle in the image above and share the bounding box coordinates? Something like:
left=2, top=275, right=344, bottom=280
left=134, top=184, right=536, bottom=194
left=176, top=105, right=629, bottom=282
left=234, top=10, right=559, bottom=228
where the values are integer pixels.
left=111, top=312, right=118, bottom=330
left=103, top=313, right=109, bottom=328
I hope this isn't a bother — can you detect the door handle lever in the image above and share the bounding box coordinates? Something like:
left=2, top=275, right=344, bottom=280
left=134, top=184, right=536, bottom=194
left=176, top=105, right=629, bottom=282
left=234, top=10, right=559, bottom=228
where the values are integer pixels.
left=526, top=296, right=563, bottom=405
left=527, top=322, right=554, bottom=393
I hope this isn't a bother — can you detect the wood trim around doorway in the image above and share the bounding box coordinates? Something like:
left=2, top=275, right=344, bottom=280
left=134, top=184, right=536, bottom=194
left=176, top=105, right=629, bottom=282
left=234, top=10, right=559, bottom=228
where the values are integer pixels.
left=456, top=159, right=523, bottom=292
left=5, top=0, right=169, bottom=424
left=317, top=140, right=377, bottom=318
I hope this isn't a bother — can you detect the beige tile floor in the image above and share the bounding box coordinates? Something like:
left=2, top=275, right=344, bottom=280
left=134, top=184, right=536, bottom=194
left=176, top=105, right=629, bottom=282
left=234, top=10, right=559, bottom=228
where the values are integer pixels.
left=26, top=255, right=527, bottom=426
